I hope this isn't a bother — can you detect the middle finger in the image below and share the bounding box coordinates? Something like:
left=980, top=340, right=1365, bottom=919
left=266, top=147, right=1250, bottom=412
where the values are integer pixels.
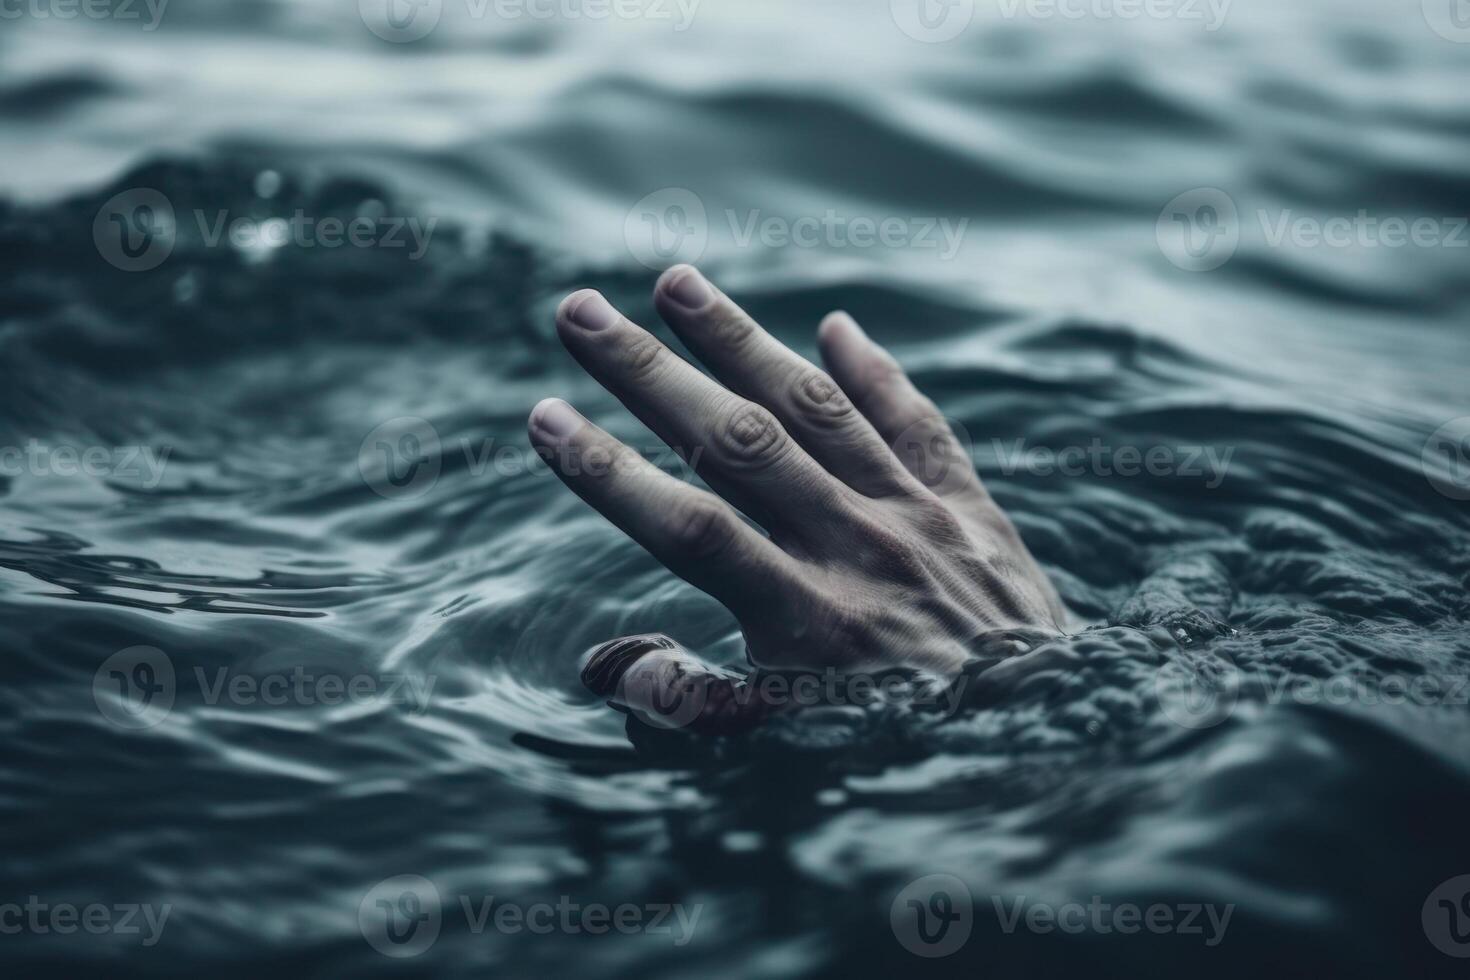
left=555, top=289, right=847, bottom=536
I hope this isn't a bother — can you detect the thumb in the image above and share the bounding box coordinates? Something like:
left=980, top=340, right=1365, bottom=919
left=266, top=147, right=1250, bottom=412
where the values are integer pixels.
left=580, top=634, right=775, bottom=736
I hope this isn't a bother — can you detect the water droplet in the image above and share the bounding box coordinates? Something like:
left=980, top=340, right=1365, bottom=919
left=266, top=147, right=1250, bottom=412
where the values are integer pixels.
left=254, top=169, right=282, bottom=200
left=172, top=271, right=198, bottom=304
left=721, top=831, right=763, bottom=853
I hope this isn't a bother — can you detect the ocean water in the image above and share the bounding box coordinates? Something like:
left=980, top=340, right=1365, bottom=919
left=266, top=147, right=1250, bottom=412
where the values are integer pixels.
left=1, top=0, right=1469, bottom=975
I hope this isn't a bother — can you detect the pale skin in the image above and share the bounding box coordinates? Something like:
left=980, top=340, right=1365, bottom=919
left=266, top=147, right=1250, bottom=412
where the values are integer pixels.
left=527, top=265, right=1068, bottom=731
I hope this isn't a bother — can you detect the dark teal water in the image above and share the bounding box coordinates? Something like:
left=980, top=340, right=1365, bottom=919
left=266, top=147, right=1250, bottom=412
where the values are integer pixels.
left=2, top=1, right=1469, bottom=976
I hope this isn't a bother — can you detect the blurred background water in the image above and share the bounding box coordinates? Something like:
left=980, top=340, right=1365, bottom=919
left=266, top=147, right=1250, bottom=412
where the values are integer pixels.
left=1, top=0, right=1469, bottom=976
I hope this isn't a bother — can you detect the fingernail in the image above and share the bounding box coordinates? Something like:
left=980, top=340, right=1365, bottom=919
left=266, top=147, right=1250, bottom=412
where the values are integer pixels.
left=563, top=291, right=620, bottom=331
left=830, top=311, right=865, bottom=339
left=531, top=398, right=581, bottom=439
left=580, top=634, right=676, bottom=696
left=661, top=266, right=713, bottom=311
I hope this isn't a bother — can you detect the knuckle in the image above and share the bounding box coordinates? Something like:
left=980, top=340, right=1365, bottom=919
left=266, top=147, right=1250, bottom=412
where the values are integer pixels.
left=622, top=337, right=668, bottom=383
left=791, top=370, right=856, bottom=426
left=862, top=350, right=908, bottom=391
left=717, top=403, right=787, bottom=467
left=709, top=309, right=756, bottom=349
left=670, top=500, right=733, bottom=557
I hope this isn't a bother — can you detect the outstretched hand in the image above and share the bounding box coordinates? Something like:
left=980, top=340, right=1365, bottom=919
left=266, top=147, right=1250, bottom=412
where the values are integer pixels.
left=528, top=266, right=1066, bottom=732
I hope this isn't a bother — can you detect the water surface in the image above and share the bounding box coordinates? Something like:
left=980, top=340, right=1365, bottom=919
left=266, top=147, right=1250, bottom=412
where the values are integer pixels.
left=1, top=1, right=1469, bottom=975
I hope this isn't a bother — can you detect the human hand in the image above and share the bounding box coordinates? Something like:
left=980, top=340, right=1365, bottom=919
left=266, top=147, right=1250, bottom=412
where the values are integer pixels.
left=527, top=266, right=1067, bottom=731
